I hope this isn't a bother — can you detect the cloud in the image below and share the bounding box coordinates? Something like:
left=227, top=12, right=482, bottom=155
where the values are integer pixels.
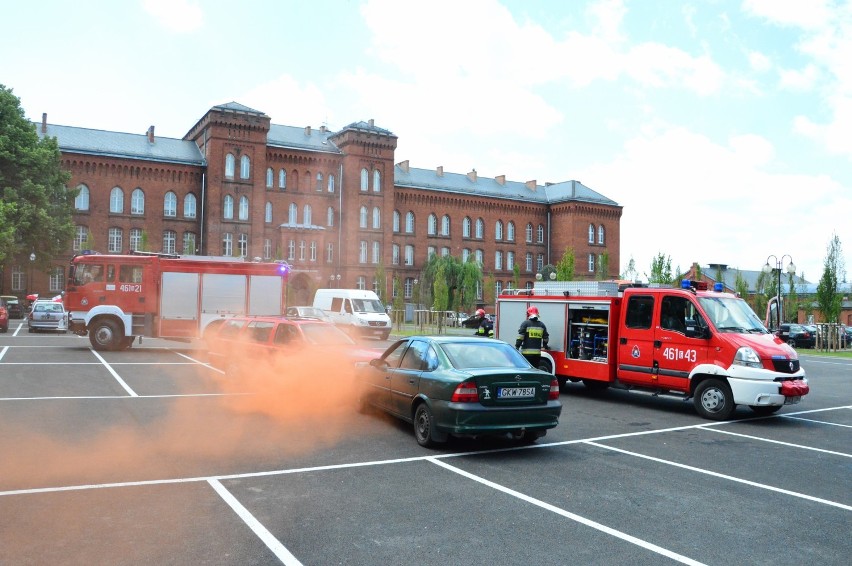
left=142, top=0, right=203, bottom=33
left=238, top=75, right=335, bottom=129
left=778, top=63, right=820, bottom=91
left=748, top=50, right=772, bottom=73
left=742, top=0, right=834, bottom=30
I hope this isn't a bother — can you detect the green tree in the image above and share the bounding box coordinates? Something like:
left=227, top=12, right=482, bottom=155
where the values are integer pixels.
left=645, top=253, right=674, bottom=285
left=421, top=254, right=482, bottom=312
left=483, top=272, right=496, bottom=306
left=621, top=256, right=638, bottom=282
left=392, top=276, right=404, bottom=325
left=815, top=233, right=844, bottom=323
left=374, top=261, right=386, bottom=304
left=512, top=264, right=520, bottom=289
left=556, top=248, right=576, bottom=281
left=734, top=269, right=748, bottom=300
left=432, top=263, right=449, bottom=312
left=459, top=257, right=481, bottom=312
left=0, top=85, right=74, bottom=268
left=596, top=251, right=610, bottom=280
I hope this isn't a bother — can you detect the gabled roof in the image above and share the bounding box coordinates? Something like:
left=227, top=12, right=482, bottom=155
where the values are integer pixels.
left=338, top=120, right=396, bottom=137
left=267, top=124, right=341, bottom=154
left=35, top=123, right=205, bottom=166
left=211, top=101, right=266, bottom=115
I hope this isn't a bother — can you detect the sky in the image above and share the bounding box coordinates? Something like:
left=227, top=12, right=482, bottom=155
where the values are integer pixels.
left=3, top=0, right=850, bottom=284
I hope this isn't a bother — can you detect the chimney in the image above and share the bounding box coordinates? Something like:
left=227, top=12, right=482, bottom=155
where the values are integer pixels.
left=368, top=118, right=375, bottom=127
left=41, top=113, right=47, bottom=134
left=147, top=125, right=155, bottom=143
left=437, top=166, right=443, bottom=177
left=495, top=175, right=505, bottom=186
left=467, top=169, right=477, bottom=182
left=305, top=125, right=311, bottom=136
left=320, top=125, right=327, bottom=133
left=397, top=160, right=409, bottom=173
left=525, top=180, right=537, bottom=191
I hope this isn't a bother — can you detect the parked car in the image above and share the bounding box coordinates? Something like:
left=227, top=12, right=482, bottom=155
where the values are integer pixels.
left=0, top=295, right=23, bottom=319
left=27, top=300, right=67, bottom=333
left=0, top=298, right=8, bottom=333
left=284, top=306, right=333, bottom=323
left=776, top=323, right=815, bottom=348
left=206, top=315, right=382, bottom=377
left=356, top=336, right=562, bottom=447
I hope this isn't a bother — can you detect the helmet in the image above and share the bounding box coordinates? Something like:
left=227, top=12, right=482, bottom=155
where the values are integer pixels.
left=475, top=308, right=486, bottom=317
left=527, top=306, right=540, bottom=318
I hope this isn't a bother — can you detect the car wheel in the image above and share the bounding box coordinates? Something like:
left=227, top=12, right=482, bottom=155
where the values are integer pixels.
left=694, top=378, right=735, bottom=420
left=89, top=319, right=122, bottom=351
left=413, top=403, right=445, bottom=447
left=749, top=405, right=782, bottom=416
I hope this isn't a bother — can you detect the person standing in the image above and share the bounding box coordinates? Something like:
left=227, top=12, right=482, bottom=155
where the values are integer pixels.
left=472, top=308, right=493, bottom=338
left=516, top=306, right=549, bottom=367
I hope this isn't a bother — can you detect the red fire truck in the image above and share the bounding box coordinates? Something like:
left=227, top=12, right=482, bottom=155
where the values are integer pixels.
left=495, top=280, right=809, bottom=420
left=65, top=252, right=290, bottom=351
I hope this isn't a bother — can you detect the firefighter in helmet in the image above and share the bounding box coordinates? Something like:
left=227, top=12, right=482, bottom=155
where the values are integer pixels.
left=516, top=306, right=549, bottom=367
left=472, top=308, right=493, bottom=338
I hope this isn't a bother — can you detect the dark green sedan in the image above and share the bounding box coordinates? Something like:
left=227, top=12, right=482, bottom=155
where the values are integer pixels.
left=357, top=336, right=562, bottom=447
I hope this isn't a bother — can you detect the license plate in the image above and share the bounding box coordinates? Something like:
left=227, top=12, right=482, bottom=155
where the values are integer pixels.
left=784, top=396, right=802, bottom=405
left=497, top=387, right=535, bottom=398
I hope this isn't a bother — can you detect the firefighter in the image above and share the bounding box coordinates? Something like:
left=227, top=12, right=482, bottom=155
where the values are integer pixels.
left=472, top=308, right=493, bottom=338
left=516, top=306, right=549, bottom=367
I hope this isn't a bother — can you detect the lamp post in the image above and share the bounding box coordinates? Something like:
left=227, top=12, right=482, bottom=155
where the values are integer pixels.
left=29, top=251, right=36, bottom=300
left=763, top=255, right=795, bottom=331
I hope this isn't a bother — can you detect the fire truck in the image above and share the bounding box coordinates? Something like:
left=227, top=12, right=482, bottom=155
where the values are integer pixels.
left=495, top=280, right=809, bottom=420
left=65, top=252, right=290, bottom=351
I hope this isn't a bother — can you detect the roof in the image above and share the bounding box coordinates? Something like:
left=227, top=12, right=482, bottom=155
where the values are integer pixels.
left=35, top=123, right=205, bottom=166
left=697, top=264, right=813, bottom=294
left=394, top=165, right=620, bottom=207
left=267, top=124, right=341, bottom=154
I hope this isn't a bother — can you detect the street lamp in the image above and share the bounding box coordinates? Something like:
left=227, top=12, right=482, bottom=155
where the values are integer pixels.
left=28, top=251, right=36, bottom=299
left=763, top=255, right=795, bottom=331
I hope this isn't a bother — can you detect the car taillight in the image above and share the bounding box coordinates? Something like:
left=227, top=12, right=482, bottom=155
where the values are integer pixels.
left=548, top=378, right=560, bottom=400
left=451, top=381, right=479, bottom=403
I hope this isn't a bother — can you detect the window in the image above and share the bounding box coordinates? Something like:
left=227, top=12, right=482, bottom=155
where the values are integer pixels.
left=310, top=241, right=317, bottom=262
left=359, top=206, right=368, bottom=228
left=288, top=203, right=297, bottom=224
left=495, top=251, right=503, bottom=270
left=462, top=248, right=470, bottom=262
left=475, top=218, right=484, bottom=239
left=110, top=187, right=124, bottom=214
left=526, top=253, right=533, bottom=272
left=108, top=227, right=123, bottom=253
left=588, top=253, right=595, bottom=272
left=223, top=195, right=234, bottom=220
left=287, top=240, right=295, bottom=260
left=327, top=207, right=334, bottom=227
left=392, top=244, right=400, bottom=265
left=240, top=155, right=250, bottom=179
left=164, top=191, right=177, bottom=217
left=404, top=277, right=414, bottom=299
left=393, top=210, right=400, bottom=232
left=11, top=267, right=23, bottom=292
left=404, top=245, right=414, bottom=265
left=372, top=241, right=380, bottom=264
left=239, top=196, right=249, bottom=221
left=441, top=247, right=450, bottom=257
left=266, top=168, right=273, bottom=188
left=278, top=169, right=287, bottom=189
left=360, top=168, right=368, bottom=191
left=316, top=172, right=323, bottom=192
left=357, top=276, right=366, bottom=291
left=262, top=239, right=271, bottom=260
left=463, top=217, right=471, bottom=238
left=589, top=224, right=595, bottom=244
left=183, top=232, right=196, bottom=254
left=475, top=249, right=483, bottom=265
left=507, top=251, right=515, bottom=270
left=326, top=243, right=334, bottom=263
left=303, top=204, right=312, bottom=225
left=427, top=214, right=437, bottom=235
left=405, top=212, right=415, bottom=233
left=163, top=230, right=176, bottom=254
left=222, top=233, right=233, bottom=256
left=184, top=193, right=197, bottom=218
left=373, top=170, right=381, bottom=192
left=129, top=228, right=142, bottom=252
left=265, top=202, right=272, bottom=223
left=328, top=174, right=335, bottom=192
left=495, top=220, right=503, bottom=241
left=73, top=226, right=88, bottom=251
left=299, top=241, right=306, bottom=261
left=225, top=153, right=235, bottom=179
left=495, top=280, right=503, bottom=296
left=598, top=225, right=605, bottom=245
left=441, top=215, right=450, bottom=236
left=427, top=246, right=436, bottom=258
left=75, top=184, right=89, bottom=211
left=49, top=267, right=64, bottom=293
left=526, top=223, right=533, bottom=243
left=372, top=207, right=381, bottom=229
left=130, top=188, right=145, bottom=215
left=537, top=254, right=544, bottom=272
left=507, top=221, right=515, bottom=242
left=537, top=224, right=545, bottom=243
left=626, top=295, right=654, bottom=329
left=359, top=241, right=368, bottom=263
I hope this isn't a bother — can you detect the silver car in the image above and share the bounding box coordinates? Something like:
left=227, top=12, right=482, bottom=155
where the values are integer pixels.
left=27, top=301, right=67, bottom=333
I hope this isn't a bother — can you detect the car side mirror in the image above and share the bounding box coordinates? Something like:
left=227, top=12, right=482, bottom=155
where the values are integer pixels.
left=370, top=358, right=388, bottom=369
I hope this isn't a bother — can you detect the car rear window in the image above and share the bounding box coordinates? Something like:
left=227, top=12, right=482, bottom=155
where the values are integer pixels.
left=443, top=341, right=530, bottom=369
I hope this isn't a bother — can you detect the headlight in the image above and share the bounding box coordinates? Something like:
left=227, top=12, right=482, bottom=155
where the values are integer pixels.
left=733, top=346, right=762, bottom=369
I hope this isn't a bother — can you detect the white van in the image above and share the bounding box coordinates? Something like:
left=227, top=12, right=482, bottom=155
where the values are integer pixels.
left=313, top=289, right=392, bottom=340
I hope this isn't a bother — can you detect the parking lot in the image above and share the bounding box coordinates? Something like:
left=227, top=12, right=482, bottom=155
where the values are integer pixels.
left=1, top=323, right=850, bottom=565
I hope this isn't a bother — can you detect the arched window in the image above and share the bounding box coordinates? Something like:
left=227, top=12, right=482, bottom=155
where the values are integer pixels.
left=441, top=215, right=450, bottom=236
left=526, top=223, right=533, bottom=243
left=328, top=174, right=335, bottom=192
left=359, top=206, right=368, bottom=228
left=475, top=218, right=484, bottom=239
left=73, top=225, right=88, bottom=251
left=223, top=195, right=234, bottom=220
left=164, top=191, right=177, bottom=217
left=598, top=225, right=605, bottom=245
left=238, top=195, right=249, bottom=221
left=163, top=230, right=177, bottom=254
left=526, top=253, right=533, bottom=272
left=288, top=203, right=297, bottom=224
left=183, top=232, right=196, bottom=254
left=129, top=228, right=141, bottom=252
left=110, top=187, right=124, bottom=214
left=327, top=207, right=335, bottom=227
left=588, top=224, right=595, bottom=244
left=405, top=212, right=415, bottom=233
left=392, top=244, right=400, bottom=265
left=225, top=154, right=235, bottom=179
left=316, top=172, right=323, bottom=191
left=75, top=184, right=89, bottom=211
left=222, top=233, right=233, bottom=256
left=184, top=193, right=197, bottom=219
left=373, top=170, right=381, bottom=192
left=427, top=214, right=437, bottom=235
left=495, top=220, right=503, bottom=240
left=475, top=249, right=483, bottom=265
left=240, top=155, right=250, bottom=179
left=303, top=204, right=312, bottom=225
left=238, top=233, right=248, bottom=257
left=495, top=251, right=503, bottom=270
left=537, top=224, right=545, bottom=243
left=372, top=207, right=381, bottom=229
left=588, top=253, right=595, bottom=272
left=360, top=168, right=369, bottom=191
left=393, top=211, right=400, bottom=232
left=462, top=248, right=470, bottom=262
left=278, top=169, right=287, bottom=189
left=266, top=168, right=273, bottom=188
left=131, top=188, right=144, bottom=215
left=507, top=221, right=515, bottom=241
left=265, top=202, right=272, bottom=223
left=463, top=217, right=471, bottom=238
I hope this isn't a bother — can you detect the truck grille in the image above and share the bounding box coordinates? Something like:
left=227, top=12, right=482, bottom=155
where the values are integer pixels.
left=771, top=359, right=800, bottom=374
left=368, top=321, right=387, bottom=327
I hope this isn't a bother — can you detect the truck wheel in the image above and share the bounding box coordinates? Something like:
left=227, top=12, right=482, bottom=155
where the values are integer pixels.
left=120, top=336, right=135, bottom=350
left=749, top=405, right=782, bottom=416
left=89, top=319, right=122, bottom=351
left=694, top=379, right=735, bottom=420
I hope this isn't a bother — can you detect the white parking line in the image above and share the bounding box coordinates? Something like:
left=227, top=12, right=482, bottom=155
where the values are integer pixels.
left=0, top=346, right=7, bottom=361
left=702, top=427, right=852, bottom=456
left=90, top=350, right=138, bottom=397
left=208, top=479, right=304, bottom=566
left=584, top=441, right=852, bottom=511
left=781, top=415, right=852, bottom=428
left=427, top=457, right=706, bottom=566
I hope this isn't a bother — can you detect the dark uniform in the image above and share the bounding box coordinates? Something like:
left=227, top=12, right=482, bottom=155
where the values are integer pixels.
left=475, top=316, right=494, bottom=338
left=516, top=317, right=549, bottom=368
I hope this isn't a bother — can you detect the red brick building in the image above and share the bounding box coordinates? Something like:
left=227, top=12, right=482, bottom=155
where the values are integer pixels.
left=6, top=102, right=621, bottom=306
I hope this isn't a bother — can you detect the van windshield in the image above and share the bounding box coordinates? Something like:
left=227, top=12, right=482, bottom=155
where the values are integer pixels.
left=697, top=296, right=768, bottom=334
left=351, top=299, right=385, bottom=314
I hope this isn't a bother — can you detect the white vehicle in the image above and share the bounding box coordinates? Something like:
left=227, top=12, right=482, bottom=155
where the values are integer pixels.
left=313, top=289, right=391, bottom=340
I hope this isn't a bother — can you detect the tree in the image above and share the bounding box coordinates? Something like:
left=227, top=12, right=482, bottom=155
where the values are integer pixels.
left=734, top=269, right=748, bottom=300
left=374, top=261, right=386, bottom=304
left=556, top=248, right=576, bottom=281
left=815, top=233, right=844, bottom=323
left=421, top=254, right=482, bottom=313
left=512, top=264, right=520, bottom=289
left=645, top=253, right=674, bottom=285
left=432, top=263, right=449, bottom=312
left=595, top=251, right=610, bottom=280
left=392, top=276, right=404, bottom=325
left=621, top=256, right=638, bottom=282
left=0, top=85, right=74, bottom=269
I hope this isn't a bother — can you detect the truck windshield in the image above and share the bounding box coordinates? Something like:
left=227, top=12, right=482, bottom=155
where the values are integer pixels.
left=698, top=296, right=768, bottom=334
left=72, top=263, right=104, bottom=285
left=351, top=299, right=385, bottom=313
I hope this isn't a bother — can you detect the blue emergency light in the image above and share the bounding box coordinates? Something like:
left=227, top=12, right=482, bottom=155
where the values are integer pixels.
left=714, top=283, right=724, bottom=292
left=681, top=279, right=691, bottom=289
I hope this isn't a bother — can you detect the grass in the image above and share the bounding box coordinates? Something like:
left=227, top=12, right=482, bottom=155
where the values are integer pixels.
left=797, top=348, right=852, bottom=359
